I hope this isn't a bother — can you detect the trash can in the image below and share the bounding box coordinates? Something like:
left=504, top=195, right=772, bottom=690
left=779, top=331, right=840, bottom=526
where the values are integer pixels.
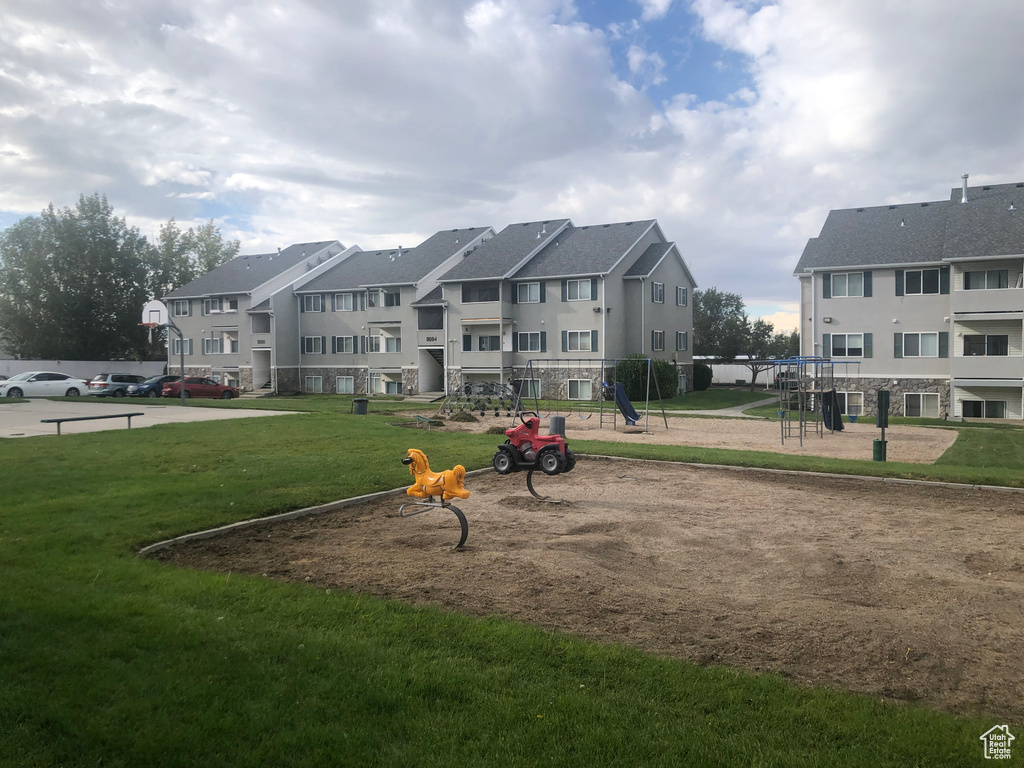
left=873, top=438, right=887, bottom=462
left=353, top=398, right=369, bottom=415
left=549, top=415, right=566, bottom=436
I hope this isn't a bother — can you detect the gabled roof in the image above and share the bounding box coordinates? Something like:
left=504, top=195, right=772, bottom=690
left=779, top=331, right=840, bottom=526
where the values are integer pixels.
left=795, top=180, right=1024, bottom=273
left=164, top=241, right=343, bottom=298
left=624, top=241, right=675, bottom=278
left=438, top=219, right=571, bottom=282
left=512, top=220, right=656, bottom=279
left=943, top=182, right=1024, bottom=259
left=410, top=286, right=444, bottom=306
left=298, top=226, right=489, bottom=293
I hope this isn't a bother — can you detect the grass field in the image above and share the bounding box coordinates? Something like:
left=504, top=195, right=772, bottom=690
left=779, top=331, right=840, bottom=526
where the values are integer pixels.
left=0, top=402, right=1018, bottom=766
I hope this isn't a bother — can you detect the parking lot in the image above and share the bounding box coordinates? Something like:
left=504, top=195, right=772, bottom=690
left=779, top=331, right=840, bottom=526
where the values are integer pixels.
left=0, top=399, right=293, bottom=438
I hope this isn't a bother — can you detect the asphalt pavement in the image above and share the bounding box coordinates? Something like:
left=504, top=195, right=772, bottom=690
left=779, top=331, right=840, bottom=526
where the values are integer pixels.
left=0, top=399, right=294, bottom=438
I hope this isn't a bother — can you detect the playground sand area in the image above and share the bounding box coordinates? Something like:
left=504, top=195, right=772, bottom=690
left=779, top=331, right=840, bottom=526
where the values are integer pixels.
left=156, top=458, right=1024, bottom=721
left=420, top=409, right=958, bottom=464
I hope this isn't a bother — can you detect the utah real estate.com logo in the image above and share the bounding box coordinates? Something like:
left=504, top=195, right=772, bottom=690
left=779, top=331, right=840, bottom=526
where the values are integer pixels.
left=980, top=725, right=1014, bottom=760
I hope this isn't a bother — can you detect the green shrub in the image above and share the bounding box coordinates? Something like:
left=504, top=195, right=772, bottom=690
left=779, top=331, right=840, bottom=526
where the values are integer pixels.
left=693, top=361, right=713, bottom=391
left=614, top=355, right=678, bottom=400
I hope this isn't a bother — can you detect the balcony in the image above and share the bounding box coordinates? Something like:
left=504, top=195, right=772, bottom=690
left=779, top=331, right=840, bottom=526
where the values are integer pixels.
left=951, top=288, right=1024, bottom=315
left=950, top=355, right=1024, bottom=380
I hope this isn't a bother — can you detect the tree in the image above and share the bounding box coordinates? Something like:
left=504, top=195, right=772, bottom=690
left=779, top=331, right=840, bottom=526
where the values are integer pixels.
left=692, top=287, right=748, bottom=359
left=0, top=194, right=151, bottom=360
left=738, top=322, right=801, bottom=389
left=148, top=218, right=240, bottom=298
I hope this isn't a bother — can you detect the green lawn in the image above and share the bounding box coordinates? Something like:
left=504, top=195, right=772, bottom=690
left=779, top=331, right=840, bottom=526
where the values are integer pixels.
left=0, top=408, right=1016, bottom=766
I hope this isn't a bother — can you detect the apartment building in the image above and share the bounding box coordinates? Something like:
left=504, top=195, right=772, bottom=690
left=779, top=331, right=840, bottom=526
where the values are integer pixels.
left=795, top=177, right=1024, bottom=419
left=161, top=241, right=353, bottom=390
left=162, top=217, right=697, bottom=398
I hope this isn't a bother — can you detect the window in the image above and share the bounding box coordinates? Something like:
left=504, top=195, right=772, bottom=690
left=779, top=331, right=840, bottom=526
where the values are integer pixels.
left=835, top=392, right=863, bottom=416
left=251, top=314, right=270, bottom=333
left=676, top=286, right=687, bottom=306
left=566, top=279, right=593, bottom=301
left=384, top=336, right=401, bottom=353
left=517, top=332, right=541, bottom=352
left=676, top=331, right=688, bottom=351
left=830, top=272, right=864, bottom=297
left=514, top=379, right=541, bottom=398
left=651, top=330, right=665, bottom=351
left=964, top=334, right=1009, bottom=356
left=903, top=332, right=938, bottom=357
left=652, top=282, right=665, bottom=303
left=418, top=306, right=443, bottom=330
left=202, top=338, right=223, bottom=355
left=369, top=373, right=381, bottom=394
left=462, top=281, right=499, bottom=303
left=366, top=291, right=378, bottom=308
left=336, top=376, right=354, bottom=394
left=172, top=300, right=191, bottom=317
left=303, top=294, right=323, bottom=312
left=303, top=336, right=324, bottom=354
left=367, top=336, right=382, bottom=353
left=171, top=338, right=193, bottom=355
left=304, top=376, right=323, bottom=393
left=568, top=379, right=592, bottom=400
left=567, top=330, right=592, bottom=351
left=335, top=293, right=354, bottom=311
left=385, top=380, right=402, bottom=395
left=831, top=333, right=863, bottom=357
left=962, top=400, right=1006, bottom=419
left=905, top=393, right=939, bottom=418
left=964, top=269, right=1009, bottom=290
left=478, top=335, right=501, bottom=351
left=905, top=269, right=940, bottom=295
left=333, top=336, right=354, bottom=354
left=384, top=290, right=401, bottom=307
left=517, top=283, right=541, bottom=303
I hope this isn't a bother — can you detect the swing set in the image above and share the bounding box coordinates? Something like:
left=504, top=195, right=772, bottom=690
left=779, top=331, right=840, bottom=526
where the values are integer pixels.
left=509, top=357, right=670, bottom=431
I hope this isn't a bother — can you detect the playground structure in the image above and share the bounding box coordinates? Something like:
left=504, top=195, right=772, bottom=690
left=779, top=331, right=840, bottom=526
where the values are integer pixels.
left=771, top=356, right=859, bottom=446
left=437, top=381, right=517, bottom=418
left=399, top=448, right=471, bottom=549
left=509, top=358, right=669, bottom=432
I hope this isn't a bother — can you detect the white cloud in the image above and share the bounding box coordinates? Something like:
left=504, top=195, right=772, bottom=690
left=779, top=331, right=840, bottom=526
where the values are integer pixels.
left=1, top=0, right=1024, bottom=309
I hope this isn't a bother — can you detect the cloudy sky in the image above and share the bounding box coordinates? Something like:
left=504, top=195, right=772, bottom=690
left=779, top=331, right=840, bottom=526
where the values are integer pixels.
left=3, top=0, right=1024, bottom=330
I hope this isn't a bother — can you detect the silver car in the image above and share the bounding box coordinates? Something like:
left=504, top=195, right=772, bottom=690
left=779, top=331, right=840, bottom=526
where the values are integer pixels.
left=87, top=373, right=148, bottom=397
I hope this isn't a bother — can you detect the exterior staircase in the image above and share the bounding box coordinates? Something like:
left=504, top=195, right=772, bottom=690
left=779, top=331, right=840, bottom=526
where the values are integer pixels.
left=404, top=390, right=445, bottom=403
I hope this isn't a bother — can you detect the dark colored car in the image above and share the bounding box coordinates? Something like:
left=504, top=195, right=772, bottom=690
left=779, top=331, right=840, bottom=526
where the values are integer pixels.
left=128, top=374, right=182, bottom=398
left=162, top=377, right=239, bottom=399
left=87, top=373, right=147, bottom=397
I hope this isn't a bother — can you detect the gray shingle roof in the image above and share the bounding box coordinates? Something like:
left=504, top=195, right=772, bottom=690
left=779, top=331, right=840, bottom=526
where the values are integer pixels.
left=512, top=220, right=656, bottom=279
left=624, top=241, right=674, bottom=278
left=298, top=226, right=490, bottom=293
left=795, top=181, right=1024, bottom=273
left=410, top=286, right=444, bottom=306
left=164, top=241, right=342, bottom=298
left=438, top=220, right=570, bottom=281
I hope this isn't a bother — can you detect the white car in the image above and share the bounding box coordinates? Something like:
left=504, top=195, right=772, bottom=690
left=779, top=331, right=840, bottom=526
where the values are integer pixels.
left=0, top=371, right=90, bottom=398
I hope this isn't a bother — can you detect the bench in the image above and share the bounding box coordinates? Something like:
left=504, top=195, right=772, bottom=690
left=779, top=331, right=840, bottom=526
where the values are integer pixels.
left=41, top=412, right=146, bottom=435
left=413, top=415, right=443, bottom=428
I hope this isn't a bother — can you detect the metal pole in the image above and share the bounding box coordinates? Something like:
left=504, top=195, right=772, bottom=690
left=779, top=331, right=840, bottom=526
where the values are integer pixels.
left=166, top=318, right=186, bottom=406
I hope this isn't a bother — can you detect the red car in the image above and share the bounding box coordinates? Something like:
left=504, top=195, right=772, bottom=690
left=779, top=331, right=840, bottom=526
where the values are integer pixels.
left=162, top=377, right=239, bottom=399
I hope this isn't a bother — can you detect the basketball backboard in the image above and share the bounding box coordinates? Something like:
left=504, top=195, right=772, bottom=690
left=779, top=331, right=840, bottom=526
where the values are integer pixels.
left=141, top=299, right=169, bottom=326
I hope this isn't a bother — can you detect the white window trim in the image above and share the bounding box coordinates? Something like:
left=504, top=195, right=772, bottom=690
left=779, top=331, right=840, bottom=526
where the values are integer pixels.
left=516, top=378, right=541, bottom=398
left=904, top=268, right=940, bottom=296
left=567, top=330, right=592, bottom=352
left=303, top=294, right=323, bottom=312
left=651, top=330, right=665, bottom=351
left=836, top=391, right=864, bottom=416
left=335, top=293, right=354, bottom=311
left=303, top=336, right=323, bottom=354
left=517, top=332, right=541, bottom=352
left=517, top=282, right=541, bottom=303
left=676, top=286, right=687, bottom=306
left=676, top=331, right=688, bottom=351
left=830, top=332, right=864, bottom=358
left=172, top=300, right=191, bottom=317
left=566, top=279, right=593, bottom=301
left=304, top=376, right=323, bottom=393
left=172, top=338, right=193, bottom=355
left=829, top=272, right=864, bottom=298
left=902, top=331, right=939, bottom=357
left=567, top=378, right=592, bottom=400
left=904, top=392, right=940, bottom=418
left=652, top=282, right=665, bottom=304
left=336, top=376, right=354, bottom=394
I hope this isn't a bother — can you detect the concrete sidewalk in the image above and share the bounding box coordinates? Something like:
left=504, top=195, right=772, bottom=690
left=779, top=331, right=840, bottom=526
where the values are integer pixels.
left=661, top=395, right=779, bottom=419
left=0, top=400, right=295, bottom=438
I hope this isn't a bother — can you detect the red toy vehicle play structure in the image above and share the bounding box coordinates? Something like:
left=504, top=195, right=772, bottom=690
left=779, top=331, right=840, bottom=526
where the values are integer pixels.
left=492, top=413, right=577, bottom=476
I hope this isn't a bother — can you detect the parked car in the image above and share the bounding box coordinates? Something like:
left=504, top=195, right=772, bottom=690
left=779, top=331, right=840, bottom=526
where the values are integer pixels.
left=0, top=371, right=90, bottom=398
left=162, top=377, right=239, bottom=399
left=87, top=373, right=147, bottom=397
left=127, top=374, right=181, bottom=398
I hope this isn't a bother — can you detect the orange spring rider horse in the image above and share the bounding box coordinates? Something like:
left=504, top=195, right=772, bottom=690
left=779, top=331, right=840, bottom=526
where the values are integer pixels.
left=402, top=448, right=471, bottom=501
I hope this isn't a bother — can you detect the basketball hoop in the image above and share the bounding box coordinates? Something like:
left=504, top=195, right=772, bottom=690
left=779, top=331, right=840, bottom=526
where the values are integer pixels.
left=140, top=322, right=158, bottom=344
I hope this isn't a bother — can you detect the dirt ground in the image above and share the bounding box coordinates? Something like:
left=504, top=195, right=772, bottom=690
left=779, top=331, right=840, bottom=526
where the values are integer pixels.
left=416, top=409, right=958, bottom=464
left=154, top=457, right=1024, bottom=721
